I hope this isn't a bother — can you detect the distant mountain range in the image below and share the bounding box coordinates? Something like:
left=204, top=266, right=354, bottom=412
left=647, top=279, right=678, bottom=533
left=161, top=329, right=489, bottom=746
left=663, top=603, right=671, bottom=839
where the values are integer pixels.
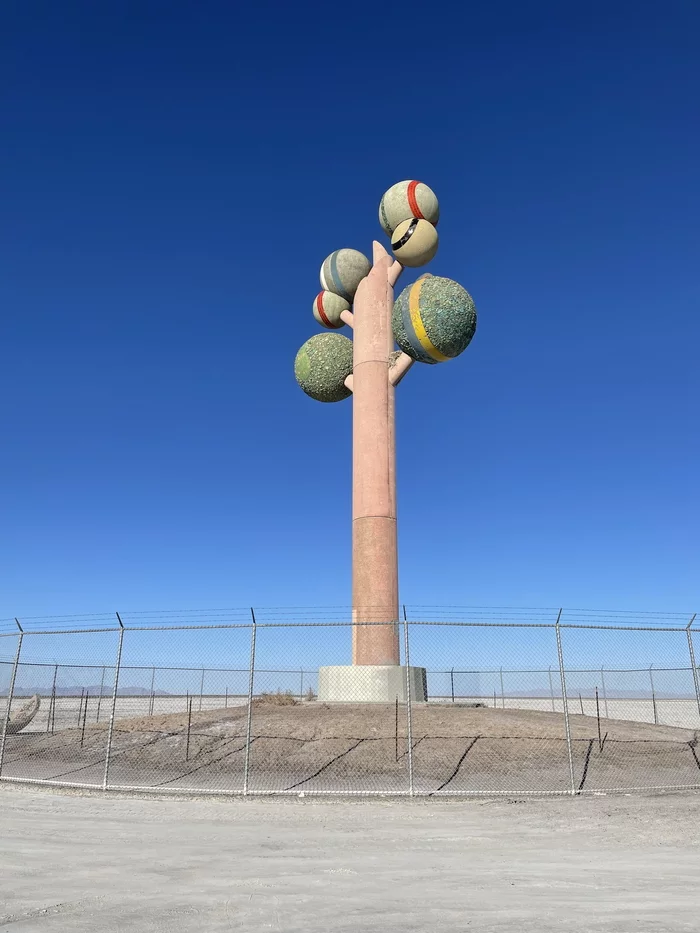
left=6, top=687, right=176, bottom=697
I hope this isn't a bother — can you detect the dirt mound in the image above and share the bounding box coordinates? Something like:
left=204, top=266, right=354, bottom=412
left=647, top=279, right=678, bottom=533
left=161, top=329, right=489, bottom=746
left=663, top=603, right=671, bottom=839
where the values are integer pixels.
left=106, top=701, right=698, bottom=742
left=3, top=703, right=699, bottom=794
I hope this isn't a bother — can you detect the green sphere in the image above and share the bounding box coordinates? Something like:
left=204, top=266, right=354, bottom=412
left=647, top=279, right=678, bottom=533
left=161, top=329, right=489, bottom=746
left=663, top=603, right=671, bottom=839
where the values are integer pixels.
left=392, top=275, right=476, bottom=365
left=294, top=333, right=353, bottom=402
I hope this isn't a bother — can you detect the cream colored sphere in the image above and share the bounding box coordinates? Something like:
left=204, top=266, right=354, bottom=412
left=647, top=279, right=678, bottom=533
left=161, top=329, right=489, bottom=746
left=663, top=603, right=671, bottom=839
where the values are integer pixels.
left=390, top=218, right=439, bottom=267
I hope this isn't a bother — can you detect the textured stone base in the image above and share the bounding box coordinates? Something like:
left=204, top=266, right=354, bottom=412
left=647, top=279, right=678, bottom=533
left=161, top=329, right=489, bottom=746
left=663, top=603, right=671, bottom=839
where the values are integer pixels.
left=317, top=666, right=427, bottom=703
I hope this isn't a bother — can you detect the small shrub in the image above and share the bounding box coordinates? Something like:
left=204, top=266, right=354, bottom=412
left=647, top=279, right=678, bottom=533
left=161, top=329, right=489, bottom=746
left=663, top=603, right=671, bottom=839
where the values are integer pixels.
left=257, top=690, right=297, bottom=706
left=304, top=686, right=317, bottom=701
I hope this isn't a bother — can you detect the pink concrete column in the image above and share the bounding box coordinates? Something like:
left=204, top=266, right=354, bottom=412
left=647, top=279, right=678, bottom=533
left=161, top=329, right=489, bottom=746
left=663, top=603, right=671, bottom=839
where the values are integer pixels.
left=351, top=242, right=401, bottom=666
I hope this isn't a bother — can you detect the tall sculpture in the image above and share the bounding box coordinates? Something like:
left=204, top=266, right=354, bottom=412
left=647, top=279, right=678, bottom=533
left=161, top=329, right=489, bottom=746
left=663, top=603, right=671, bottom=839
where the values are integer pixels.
left=295, top=181, right=477, bottom=701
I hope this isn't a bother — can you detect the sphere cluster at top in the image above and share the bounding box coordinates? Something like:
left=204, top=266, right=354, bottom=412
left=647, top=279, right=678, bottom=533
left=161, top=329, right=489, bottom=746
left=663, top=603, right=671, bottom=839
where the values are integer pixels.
left=311, top=179, right=441, bottom=334
left=379, top=180, right=439, bottom=268
left=295, top=179, right=476, bottom=403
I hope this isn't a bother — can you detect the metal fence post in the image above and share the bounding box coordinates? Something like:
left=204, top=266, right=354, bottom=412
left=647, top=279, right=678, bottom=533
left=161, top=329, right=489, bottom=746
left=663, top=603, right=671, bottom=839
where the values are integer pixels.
left=686, top=614, right=700, bottom=720
left=0, top=621, right=24, bottom=778
left=243, top=609, right=257, bottom=795
left=77, top=688, right=85, bottom=727
left=185, top=696, right=193, bottom=761
left=649, top=665, right=658, bottom=725
left=149, top=666, right=156, bottom=717
left=555, top=610, right=576, bottom=795
left=402, top=606, right=415, bottom=797
left=601, top=667, right=609, bottom=719
left=96, top=666, right=106, bottom=724
left=450, top=667, right=455, bottom=703
left=48, top=663, right=58, bottom=733
left=81, top=693, right=89, bottom=748
left=102, top=613, right=125, bottom=791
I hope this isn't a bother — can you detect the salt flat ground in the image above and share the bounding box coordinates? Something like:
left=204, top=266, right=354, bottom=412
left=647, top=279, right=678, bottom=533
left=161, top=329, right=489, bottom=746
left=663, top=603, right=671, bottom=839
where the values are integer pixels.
left=1, top=784, right=699, bottom=932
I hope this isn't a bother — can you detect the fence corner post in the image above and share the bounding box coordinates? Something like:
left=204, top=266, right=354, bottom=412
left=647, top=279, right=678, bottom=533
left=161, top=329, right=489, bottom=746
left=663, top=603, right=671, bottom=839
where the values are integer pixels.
left=102, top=613, right=125, bottom=791
left=686, top=614, right=700, bottom=720
left=0, top=624, right=25, bottom=777
left=243, top=608, right=257, bottom=796
left=402, top=605, right=415, bottom=797
left=555, top=609, right=576, bottom=796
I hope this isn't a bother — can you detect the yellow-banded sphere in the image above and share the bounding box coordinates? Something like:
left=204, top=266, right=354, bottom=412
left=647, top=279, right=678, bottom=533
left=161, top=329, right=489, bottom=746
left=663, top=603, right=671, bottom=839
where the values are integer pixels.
left=392, top=275, right=476, bottom=365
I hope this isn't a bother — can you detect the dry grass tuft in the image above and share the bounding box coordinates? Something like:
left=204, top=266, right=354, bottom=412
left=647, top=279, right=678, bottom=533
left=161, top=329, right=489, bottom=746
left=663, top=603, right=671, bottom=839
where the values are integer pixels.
left=257, top=690, right=298, bottom=707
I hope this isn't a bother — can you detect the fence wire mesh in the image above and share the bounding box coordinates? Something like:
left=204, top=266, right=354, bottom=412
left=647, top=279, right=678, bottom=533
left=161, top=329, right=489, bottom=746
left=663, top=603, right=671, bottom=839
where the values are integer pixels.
left=0, top=630, right=119, bottom=788
left=1, top=608, right=699, bottom=796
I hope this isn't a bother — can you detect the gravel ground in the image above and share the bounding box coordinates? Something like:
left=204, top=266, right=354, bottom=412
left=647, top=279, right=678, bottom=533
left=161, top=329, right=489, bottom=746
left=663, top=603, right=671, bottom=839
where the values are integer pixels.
left=1, top=783, right=699, bottom=932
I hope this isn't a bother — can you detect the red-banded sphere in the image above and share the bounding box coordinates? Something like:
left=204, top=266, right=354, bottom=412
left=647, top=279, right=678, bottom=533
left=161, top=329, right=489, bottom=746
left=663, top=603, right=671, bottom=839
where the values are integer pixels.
left=379, top=180, right=439, bottom=236
left=312, top=291, right=349, bottom=329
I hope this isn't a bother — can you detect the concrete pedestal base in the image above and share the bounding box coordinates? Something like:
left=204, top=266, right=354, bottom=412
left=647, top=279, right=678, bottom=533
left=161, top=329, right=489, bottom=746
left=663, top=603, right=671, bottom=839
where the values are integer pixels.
left=317, top=665, right=427, bottom=703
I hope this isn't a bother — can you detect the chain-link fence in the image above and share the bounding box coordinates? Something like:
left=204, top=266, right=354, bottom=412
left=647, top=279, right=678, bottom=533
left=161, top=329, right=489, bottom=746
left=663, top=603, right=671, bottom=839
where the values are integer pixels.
left=1, top=608, right=699, bottom=796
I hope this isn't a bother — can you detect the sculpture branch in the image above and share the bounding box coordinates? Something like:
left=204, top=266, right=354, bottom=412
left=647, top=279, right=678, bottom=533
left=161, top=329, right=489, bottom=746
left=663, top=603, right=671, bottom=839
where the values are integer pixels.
left=388, top=260, right=403, bottom=288
left=389, top=352, right=415, bottom=387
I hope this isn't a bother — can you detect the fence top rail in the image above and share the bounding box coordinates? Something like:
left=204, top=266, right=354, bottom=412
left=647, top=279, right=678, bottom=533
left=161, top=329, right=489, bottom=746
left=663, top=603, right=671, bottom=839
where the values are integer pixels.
left=557, top=623, right=689, bottom=633
left=0, top=618, right=695, bottom=637
left=2, top=603, right=694, bottom=637
left=1, top=658, right=695, bottom=676
left=1, top=661, right=311, bottom=674
left=438, top=666, right=696, bottom=675
left=3, top=604, right=691, bottom=623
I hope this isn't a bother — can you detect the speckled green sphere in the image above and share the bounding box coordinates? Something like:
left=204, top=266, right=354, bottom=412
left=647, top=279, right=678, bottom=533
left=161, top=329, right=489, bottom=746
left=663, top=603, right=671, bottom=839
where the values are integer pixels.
left=294, top=332, right=354, bottom=402
left=392, top=275, right=476, bottom=365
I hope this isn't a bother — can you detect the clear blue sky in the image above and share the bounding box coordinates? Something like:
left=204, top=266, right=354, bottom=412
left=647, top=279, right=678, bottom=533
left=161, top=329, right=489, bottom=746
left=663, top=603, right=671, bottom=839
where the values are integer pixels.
left=2, top=0, right=698, bottom=624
